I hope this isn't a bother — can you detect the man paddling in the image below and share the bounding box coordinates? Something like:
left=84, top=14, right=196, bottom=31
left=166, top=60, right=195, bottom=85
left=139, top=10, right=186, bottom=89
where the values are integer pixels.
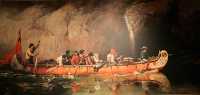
left=25, top=41, right=40, bottom=64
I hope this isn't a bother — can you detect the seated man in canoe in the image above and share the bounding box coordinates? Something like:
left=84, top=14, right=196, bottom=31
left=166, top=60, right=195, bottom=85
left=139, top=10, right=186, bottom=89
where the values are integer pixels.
left=107, top=48, right=122, bottom=64
left=56, top=49, right=73, bottom=66
left=78, top=49, right=96, bottom=65
left=56, top=49, right=98, bottom=66
left=56, top=53, right=67, bottom=66
left=85, top=51, right=96, bottom=65
left=71, top=51, right=80, bottom=66
left=91, top=53, right=100, bottom=64
left=140, top=46, right=149, bottom=62
left=78, top=49, right=85, bottom=65
left=65, top=49, right=73, bottom=64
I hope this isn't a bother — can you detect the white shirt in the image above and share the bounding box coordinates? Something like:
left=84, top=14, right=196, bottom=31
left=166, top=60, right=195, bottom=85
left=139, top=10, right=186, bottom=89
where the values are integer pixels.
left=107, top=53, right=116, bottom=63
left=56, top=56, right=63, bottom=66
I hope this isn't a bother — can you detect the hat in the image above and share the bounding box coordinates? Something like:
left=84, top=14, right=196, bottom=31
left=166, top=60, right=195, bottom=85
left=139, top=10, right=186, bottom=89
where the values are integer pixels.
left=140, top=46, right=148, bottom=50
left=79, top=49, right=85, bottom=54
left=110, top=48, right=116, bottom=51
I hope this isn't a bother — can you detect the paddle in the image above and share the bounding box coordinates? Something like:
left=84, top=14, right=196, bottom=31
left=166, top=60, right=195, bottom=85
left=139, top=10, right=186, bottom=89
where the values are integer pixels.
left=34, top=56, right=38, bottom=73
left=33, top=40, right=40, bottom=73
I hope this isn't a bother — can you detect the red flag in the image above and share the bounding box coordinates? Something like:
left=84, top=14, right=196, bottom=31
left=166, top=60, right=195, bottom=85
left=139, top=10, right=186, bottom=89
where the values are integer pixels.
left=0, top=31, right=24, bottom=64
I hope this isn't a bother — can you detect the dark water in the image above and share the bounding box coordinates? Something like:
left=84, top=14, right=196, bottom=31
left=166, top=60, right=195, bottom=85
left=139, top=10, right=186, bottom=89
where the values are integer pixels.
left=0, top=72, right=199, bottom=95
left=0, top=72, right=171, bottom=95
left=0, top=51, right=200, bottom=95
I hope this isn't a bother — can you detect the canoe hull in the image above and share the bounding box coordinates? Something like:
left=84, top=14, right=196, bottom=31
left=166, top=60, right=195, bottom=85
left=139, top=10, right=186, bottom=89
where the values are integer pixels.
left=27, top=64, right=148, bottom=75
left=21, top=50, right=169, bottom=75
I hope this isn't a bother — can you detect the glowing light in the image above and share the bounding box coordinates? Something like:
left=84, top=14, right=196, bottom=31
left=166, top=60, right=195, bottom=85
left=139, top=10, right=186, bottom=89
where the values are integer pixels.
left=124, top=15, right=135, bottom=53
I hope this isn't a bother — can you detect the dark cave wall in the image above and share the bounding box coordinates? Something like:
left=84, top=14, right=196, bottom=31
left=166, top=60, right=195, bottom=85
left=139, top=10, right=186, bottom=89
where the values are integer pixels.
left=0, top=1, right=132, bottom=60
left=0, top=0, right=199, bottom=61
left=170, top=0, right=200, bottom=49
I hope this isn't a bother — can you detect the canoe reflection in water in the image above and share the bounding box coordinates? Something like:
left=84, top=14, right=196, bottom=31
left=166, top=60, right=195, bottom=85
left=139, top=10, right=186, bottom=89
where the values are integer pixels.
left=71, top=72, right=171, bottom=95
left=0, top=72, right=170, bottom=95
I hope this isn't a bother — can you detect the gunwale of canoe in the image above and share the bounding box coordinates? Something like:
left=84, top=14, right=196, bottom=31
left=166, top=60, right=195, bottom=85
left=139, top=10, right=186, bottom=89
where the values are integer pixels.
left=27, top=64, right=144, bottom=75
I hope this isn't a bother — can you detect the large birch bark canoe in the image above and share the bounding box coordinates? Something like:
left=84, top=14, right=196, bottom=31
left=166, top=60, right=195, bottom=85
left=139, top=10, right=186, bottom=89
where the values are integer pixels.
left=22, top=50, right=168, bottom=75
left=0, top=32, right=168, bottom=75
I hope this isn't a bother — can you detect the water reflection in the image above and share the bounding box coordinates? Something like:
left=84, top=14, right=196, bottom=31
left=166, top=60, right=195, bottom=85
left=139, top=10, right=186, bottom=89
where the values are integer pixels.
left=72, top=73, right=171, bottom=95
left=0, top=72, right=170, bottom=95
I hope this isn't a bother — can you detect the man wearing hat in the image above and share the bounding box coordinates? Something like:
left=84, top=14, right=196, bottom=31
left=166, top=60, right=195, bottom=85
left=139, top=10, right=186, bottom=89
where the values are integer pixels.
left=140, top=46, right=148, bottom=61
